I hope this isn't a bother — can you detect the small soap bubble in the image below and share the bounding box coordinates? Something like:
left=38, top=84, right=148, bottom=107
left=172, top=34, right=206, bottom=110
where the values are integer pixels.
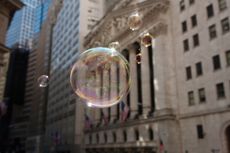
left=141, top=32, right=152, bottom=47
left=136, top=53, right=141, bottom=64
left=37, top=75, right=49, bottom=87
left=128, top=12, right=142, bottom=31
left=70, top=47, right=130, bottom=108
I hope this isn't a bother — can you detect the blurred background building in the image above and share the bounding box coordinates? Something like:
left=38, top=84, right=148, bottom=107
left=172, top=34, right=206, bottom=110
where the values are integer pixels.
left=0, top=0, right=24, bottom=151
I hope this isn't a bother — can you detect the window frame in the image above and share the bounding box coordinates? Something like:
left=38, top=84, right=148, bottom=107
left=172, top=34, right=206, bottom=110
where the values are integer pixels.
left=207, top=4, right=214, bottom=18
left=196, top=62, right=203, bottom=76
left=221, top=17, right=230, bottom=34
left=186, top=66, right=192, bottom=80
left=191, top=14, right=197, bottom=27
left=188, top=91, right=195, bottom=106
left=198, top=88, right=206, bottom=103
left=212, top=55, right=221, bottom=70
left=216, top=82, right=226, bottom=99
left=209, top=24, right=217, bottom=40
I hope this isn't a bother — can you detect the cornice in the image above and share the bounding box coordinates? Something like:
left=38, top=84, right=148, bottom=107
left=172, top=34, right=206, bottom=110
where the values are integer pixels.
left=84, top=0, right=170, bottom=49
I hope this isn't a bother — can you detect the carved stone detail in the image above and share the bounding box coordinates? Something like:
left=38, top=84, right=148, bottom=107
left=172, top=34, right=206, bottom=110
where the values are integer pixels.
left=84, top=0, right=170, bottom=49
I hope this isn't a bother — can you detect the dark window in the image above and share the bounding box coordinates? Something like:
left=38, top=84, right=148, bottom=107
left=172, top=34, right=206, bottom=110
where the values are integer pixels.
left=198, top=88, right=206, bottom=103
left=189, top=0, right=195, bottom=5
left=188, top=91, right=195, bottom=106
left=196, top=62, right=203, bottom=76
left=209, top=24, right=217, bottom=40
left=123, top=131, right=127, bottom=142
left=197, top=125, right=204, bottom=139
left=212, top=55, right=221, bottom=70
left=218, top=0, right=227, bottom=11
left=149, top=128, right=154, bottom=141
left=182, top=21, right=187, bottom=33
left=104, top=133, right=107, bottom=143
left=186, top=66, right=192, bottom=80
left=207, top=4, right=214, bottom=18
left=113, top=132, right=116, bottom=142
left=183, top=39, right=189, bottom=52
left=96, top=133, right=99, bottom=143
left=216, top=83, right=225, bottom=99
left=191, top=15, right=197, bottom=27
left=226, top=50, right=230, bottom=66
left=193, top=34, right=199, bottom=47
left=180, top=0, right=185, bottom=11
left=135, top=129, right=139, bottom=141
left=221, top=17, right=230, bottom=34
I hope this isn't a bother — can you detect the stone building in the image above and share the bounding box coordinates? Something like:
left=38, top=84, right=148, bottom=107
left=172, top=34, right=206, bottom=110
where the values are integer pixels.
left=82, top=0, right=230, bottom=153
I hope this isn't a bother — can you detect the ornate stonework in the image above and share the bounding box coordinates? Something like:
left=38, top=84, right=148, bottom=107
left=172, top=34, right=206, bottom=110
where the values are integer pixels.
left=84, top=0, right=170, bottom=49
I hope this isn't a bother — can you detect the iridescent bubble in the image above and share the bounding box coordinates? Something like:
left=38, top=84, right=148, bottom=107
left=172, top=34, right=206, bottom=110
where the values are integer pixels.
left=136, top=53, right=141, bottom=64
left=108, top=41, right=120, bottom=51
left=70, top=47, right=130, bottom=108
left=128, top=12, right=142, bottom=31
left=37, top=75, right=49, bottom=87
left=141, top=32, right=152, bottom=47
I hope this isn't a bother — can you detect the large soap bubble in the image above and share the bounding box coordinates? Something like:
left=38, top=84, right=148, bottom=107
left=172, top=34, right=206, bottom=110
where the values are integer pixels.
left=70, top=47, right=130, bottom=108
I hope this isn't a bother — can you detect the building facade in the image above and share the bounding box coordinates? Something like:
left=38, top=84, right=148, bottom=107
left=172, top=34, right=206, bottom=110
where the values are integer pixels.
left=0, top=0, right=23, bottom=150
left=0, top=0, right=23, bottom=103
left=81, top=0, right=230, bottom=153
left=44, top=0, right=107, bottom=152
left=6, top=0, right=40, bottom=49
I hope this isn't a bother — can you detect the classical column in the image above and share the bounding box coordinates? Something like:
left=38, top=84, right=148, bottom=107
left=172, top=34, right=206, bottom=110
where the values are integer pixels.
left=140, top=42, right=151, bottom=118
left=110, top=64, right=118, bottom=122
left=152, top=32, right=176, bottom=117
left=128, top=45, right=138, bottom=118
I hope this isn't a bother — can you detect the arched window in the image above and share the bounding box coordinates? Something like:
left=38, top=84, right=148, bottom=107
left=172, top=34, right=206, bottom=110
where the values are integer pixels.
left=148, top=128, right=154, bottom=141
left=135, top=129, right=139, bottom=141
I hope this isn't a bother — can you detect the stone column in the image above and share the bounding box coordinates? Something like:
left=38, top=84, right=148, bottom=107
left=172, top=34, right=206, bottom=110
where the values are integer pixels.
left=110, top=64, right=117, bottom=122
left=152, top=33, right=176, bottom=117
left=140, top=43, right=151, bottom=118
left=94, top=71, right=101, bottom=124
left=128, top=45, right=138, bottom=118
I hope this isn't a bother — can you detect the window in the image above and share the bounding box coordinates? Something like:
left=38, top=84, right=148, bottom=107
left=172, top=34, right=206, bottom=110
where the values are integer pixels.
left=149, top=128, right=154, bottom=141
left=189, top=0, right=195, bottom=5
left=135, top=129, right=139, bottom=141
left=207, top=4, right=214, bottom=18
left=216, top=83, right=225, bottom=99
left=212, top=55, right=221, bottom=70
left=198, top=88, right=206, bottom=103
left=188, top=91, right=195, bottom=106
left=180, top=0, right=185, bottom=11
left=183, top=39, right=189, bottom=52
left=209, top=24, right=217, bottom=39
left=186, top=66, right=192, bottom=80
left=218, top=0, right=227, bottom=11
left=182, top=21, right=187, bottom=33
left=197, top=125, right=204, bottom=139
left=226, top=50, right=230, bottom=66
left=196, top=62, right=203, bottom=76
left=193, top=34, right=199, bottom=47
left=191, top=15, right=197, bottom=27
left=221, top=17, right=230, bottom=34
